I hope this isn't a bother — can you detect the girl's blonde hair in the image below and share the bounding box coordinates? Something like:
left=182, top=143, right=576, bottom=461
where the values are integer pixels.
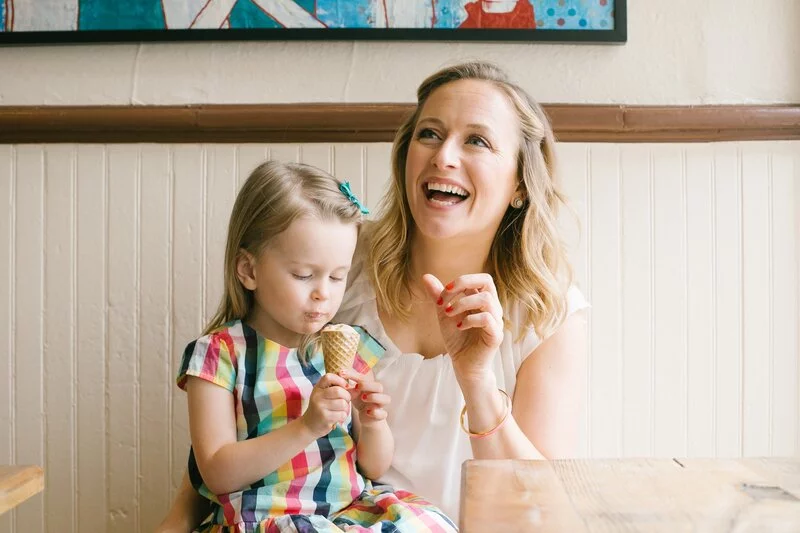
left=369, top=61, right=574, bottom=340
left=205, top=161, right=363, bottom=356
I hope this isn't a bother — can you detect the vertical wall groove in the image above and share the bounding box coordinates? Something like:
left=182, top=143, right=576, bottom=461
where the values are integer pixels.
left=41, top=147, right=48, bottom=533
left=167, top=146, right=175, bottom=499
left=70, top=147, right=78, bottom=533
left=73, top=147, right=80, bottom=532
left=201, top=146, right=208, bottom=332
left=10, top=145, right=16, bottom=532
left=618, top=147, right=625, bottom=458
left=736, top=147, right=744, bottom=456
left=585, top=145, right=593, bottom=457
left=648, top=151, right=656, bottom=457
left=767, top=154, right=774, bottom=454
left=711, top=154, right=718, bottom=455
left=682, top=148, right=689, bottom=455
left=102, top=145, right=110, bottom=531
left=134, top=147, right=142, bottom=533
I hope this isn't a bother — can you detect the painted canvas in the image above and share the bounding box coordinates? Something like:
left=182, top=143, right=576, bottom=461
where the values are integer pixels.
left=0, top=0, right=626, bottom=43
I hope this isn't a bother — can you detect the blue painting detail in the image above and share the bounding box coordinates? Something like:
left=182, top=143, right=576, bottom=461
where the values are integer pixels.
left=229, top=0, right=281, bottom=29
left=316, top=0, right=373, bottom=28
left=532, top=0, right=614, bottom=29
left=1, top=0, right=5, bottom=32
left=79, top=0, right=165, bottom=30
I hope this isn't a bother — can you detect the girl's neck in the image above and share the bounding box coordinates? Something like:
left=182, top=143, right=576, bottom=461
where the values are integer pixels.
left=408, top=232, right=492, bottom=292
left=245, top=311, right=302, bottom=349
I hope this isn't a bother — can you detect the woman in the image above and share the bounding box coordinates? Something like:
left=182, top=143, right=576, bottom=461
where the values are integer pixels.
left=158, top=60, right=588, bottom=531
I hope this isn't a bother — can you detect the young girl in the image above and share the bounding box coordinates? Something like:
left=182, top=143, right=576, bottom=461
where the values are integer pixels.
left=176, top=161, right=456, bottom=532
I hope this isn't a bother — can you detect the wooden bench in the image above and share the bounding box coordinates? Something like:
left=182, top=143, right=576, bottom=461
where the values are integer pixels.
left=0, top=465, right=44, bottom=515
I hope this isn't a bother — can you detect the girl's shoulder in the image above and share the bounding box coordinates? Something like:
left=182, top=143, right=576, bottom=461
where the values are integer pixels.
left=194, top=319, right=251, bottom=354
left=176, top=319, right=251, bottom=392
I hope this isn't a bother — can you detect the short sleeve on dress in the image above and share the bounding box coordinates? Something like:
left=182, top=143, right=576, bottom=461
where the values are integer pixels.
left=518, top=285, right=590, bottom=360
left=176, top=331, right=237, bottom=392
left=351, top=325, right=387, bottom=375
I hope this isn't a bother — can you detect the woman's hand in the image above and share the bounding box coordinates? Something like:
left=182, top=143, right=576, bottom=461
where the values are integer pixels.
left=422, top=273, right=504, bottom=384
left=301, top=373, right=351, bottom=437
left=341, top=369, right=390, bottom=428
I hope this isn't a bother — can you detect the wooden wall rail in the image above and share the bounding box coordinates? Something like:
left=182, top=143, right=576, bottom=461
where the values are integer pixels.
left=1, top=104, right=799, bottom=143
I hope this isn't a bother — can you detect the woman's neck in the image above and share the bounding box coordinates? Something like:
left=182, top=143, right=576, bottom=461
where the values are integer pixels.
left=408, top=232, right=492, bottom=291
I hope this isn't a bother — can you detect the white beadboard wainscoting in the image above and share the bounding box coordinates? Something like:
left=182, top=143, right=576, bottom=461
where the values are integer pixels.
left=1, top=141, right=798, bottom=532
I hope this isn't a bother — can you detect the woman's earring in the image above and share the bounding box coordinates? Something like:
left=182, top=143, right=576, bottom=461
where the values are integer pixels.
left=512, top=196, right=524, bottom=209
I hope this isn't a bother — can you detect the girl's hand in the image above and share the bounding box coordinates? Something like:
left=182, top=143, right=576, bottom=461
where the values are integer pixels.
left=301, top=373, right=351, bottom=438
left=341, top=370, right=390, bottom=427
left=421, top=273, right=505, bottom=384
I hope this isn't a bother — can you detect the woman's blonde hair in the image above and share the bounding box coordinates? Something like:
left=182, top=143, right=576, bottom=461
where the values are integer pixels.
left=205, top=161, right=363, bottom=357
left=369, top=61, right=574, bottom=339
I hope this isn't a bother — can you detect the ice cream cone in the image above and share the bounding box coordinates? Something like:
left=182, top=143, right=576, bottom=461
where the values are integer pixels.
left=320, top=324, right=359, bottom=375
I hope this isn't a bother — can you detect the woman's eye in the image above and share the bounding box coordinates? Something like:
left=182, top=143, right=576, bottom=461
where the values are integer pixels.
left=416, top=128, right=440, bottom=140
left=292, top=273, right=312, bottom=281
left=330, top=276, right=345, bottom=282
left=467, top=135, right=489, bottom=148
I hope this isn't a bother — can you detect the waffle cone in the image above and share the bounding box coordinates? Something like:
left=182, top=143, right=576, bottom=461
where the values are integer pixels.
left=320, top=324, right=359, bottom=375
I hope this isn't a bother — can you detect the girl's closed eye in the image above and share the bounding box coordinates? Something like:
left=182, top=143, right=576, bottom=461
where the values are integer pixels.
left=329, top=276, right=345, bottom=282
left=292, top=273, right=312, bottom=281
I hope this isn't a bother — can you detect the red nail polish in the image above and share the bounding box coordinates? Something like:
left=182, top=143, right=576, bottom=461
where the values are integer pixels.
left=445, top=304, right=453, bottom=313
left=445, top=281, right=455, bottom=291
left=367, top=409, right=373, bottom=415
left=456, top=321, right=462, bottom=328
left=436, top=296, right=443, bottom=306
left=354, top=383, right=359, bottom=390
left=361, top=394, right=368, bottom=401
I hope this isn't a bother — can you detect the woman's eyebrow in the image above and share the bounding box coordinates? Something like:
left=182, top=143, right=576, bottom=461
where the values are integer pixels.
left=415, top=117, right=438, bottom=127
left=417, top=117, right=492, bottom=133
left=465, top=123, right=492, bottom=134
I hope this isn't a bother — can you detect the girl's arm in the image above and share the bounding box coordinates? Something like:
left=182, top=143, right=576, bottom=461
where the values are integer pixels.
left=346, top=370, right=394, bottom=480
left=188, top=372, right=352, bottom=495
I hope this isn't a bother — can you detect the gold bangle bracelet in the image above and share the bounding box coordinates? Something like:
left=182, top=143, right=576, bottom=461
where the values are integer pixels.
left=459, top=388, right=511, bottom=439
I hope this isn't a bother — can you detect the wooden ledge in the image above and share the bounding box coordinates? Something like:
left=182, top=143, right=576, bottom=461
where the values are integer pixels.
left=1, top=104, right=798, bottom=143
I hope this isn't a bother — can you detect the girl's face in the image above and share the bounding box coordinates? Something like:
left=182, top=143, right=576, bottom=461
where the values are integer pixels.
left=237, top=216, right=358, bottom=348
left=404, top=79, right=521, bottom=246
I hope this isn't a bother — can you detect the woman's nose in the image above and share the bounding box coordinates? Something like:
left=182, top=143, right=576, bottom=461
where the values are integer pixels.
left=431, top=138, right=460, bottom=170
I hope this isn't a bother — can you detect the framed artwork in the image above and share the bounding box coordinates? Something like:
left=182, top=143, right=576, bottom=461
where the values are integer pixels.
left=0, top=0, right=626, bottom=44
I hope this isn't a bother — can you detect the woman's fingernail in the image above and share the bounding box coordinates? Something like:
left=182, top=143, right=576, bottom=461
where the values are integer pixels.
left=445, top=304, right=453, bottom=314
left=456, top=321, right=463, bottom=328
left=361, top=394, right=368, bottom=401
left=354, top=383, right=359, bottom=390
left=445, top=281, right=455, bottom=291
left=366, top=409, right=373, bottom=415
left=436, top=296, right=443, bottom=306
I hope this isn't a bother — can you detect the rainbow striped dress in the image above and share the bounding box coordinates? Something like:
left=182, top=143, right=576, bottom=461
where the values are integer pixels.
left=177, top=320, right=457, bottom=533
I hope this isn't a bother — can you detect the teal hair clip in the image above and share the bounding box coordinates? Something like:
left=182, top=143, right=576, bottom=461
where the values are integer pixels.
left=339, top=181, right=370, bottom=215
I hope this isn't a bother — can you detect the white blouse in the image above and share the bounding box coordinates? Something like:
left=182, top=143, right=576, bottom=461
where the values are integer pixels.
left=334, top=253, right=589, bottom=521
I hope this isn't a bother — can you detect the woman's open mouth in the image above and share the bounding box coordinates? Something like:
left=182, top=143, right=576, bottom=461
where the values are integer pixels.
left=424, top=181, right=470, bottom=207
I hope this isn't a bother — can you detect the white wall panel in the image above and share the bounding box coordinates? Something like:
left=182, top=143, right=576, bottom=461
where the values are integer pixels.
left=2, top=141, right=798, bottom=532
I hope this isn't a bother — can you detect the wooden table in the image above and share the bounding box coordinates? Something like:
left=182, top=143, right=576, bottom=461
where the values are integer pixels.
left=460, top=458, right=800, bottom=532
left=0, top=465, right=44, bottom=515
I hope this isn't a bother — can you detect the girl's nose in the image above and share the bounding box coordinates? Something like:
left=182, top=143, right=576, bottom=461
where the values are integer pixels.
left=311, top=281, right=329, bottom=301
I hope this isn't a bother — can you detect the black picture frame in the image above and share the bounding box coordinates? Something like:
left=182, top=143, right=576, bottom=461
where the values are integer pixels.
left=0, top=0, right=626, bottom=45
